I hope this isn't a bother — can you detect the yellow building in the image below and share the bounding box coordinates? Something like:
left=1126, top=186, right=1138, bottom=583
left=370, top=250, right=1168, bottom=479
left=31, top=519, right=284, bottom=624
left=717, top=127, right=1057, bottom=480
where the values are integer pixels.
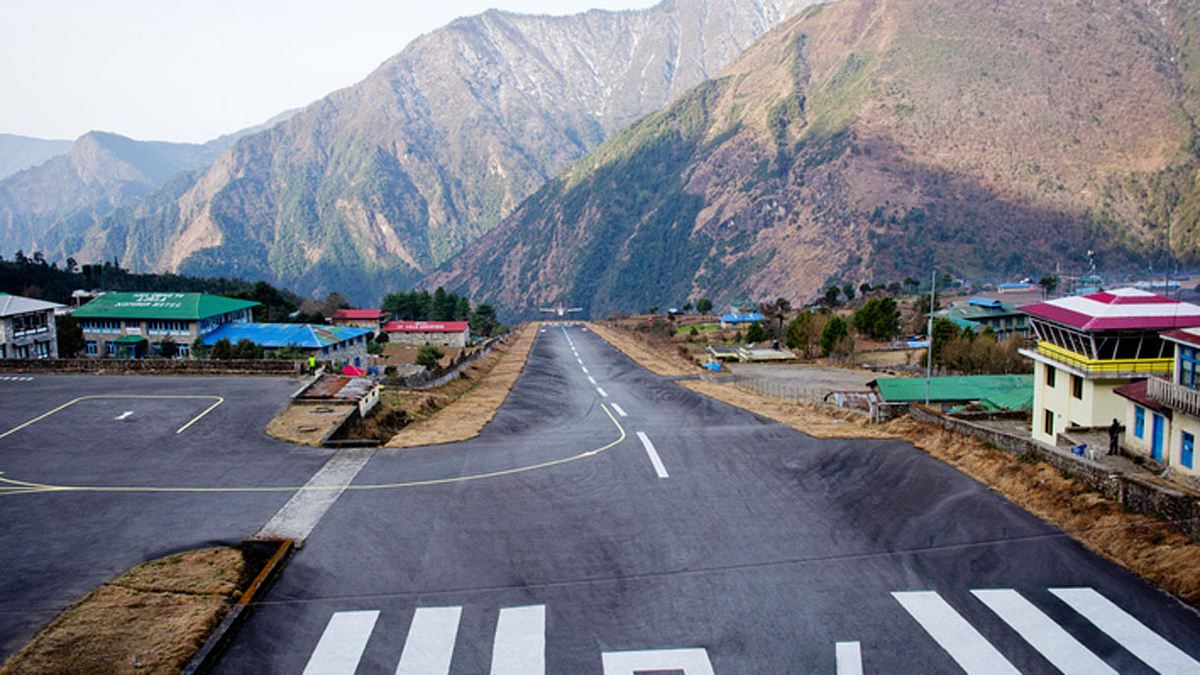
left=1115, top=328, right=1200, bottom=478
left=1018, top=288, right=1200, bottom=445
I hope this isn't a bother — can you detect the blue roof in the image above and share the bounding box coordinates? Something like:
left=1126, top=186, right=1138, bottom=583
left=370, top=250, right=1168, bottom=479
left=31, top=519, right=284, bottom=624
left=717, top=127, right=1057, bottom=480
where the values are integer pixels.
left=968, top=297, right=1004, bottom=309
left=201, top=323, right=371, bottom=349
left=997, top=282, right=1031, bottom=289
left=722, top=312, right=764, bottom=323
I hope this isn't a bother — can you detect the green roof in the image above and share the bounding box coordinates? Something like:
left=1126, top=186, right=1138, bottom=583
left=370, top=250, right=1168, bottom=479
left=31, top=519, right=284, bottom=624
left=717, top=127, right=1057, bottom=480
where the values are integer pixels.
left=112, top=335, right=148, bottom=344
left=74, top=292, right=259, bottom=320
left=874, top=374, right=1033, bottom=410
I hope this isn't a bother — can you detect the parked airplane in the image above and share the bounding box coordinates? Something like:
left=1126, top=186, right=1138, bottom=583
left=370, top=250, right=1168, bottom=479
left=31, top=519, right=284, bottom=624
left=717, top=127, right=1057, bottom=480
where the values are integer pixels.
left=539, top=304, right=583, bottom=317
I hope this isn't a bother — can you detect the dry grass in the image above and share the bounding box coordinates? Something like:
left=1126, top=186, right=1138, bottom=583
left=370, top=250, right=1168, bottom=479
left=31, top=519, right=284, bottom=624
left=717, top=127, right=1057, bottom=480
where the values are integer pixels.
left=385, top=324, right=537, bottom=448
left=266, top=402, right=356, bottom=447
left=587, top=321, right=697, bottom=376
left=602, top=321, right=1200, bottom=607
left=0, top=547, right=245, bottom=675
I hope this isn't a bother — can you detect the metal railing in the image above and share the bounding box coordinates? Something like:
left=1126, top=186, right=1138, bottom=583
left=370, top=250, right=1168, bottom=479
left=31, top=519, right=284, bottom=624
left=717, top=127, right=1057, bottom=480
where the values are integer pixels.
left=1147, top=376, right=1200, bottom=418
left=1022, top=343, right=1173, bottom=377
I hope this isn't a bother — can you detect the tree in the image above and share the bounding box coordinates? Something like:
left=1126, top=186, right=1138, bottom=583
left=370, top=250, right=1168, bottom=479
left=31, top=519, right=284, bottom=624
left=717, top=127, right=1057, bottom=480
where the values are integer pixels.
left=820, top=316, right=850, bottom=357
left=682, top=302, right=693, bottom=313
left=416, top=344, right=444, bottom=368
left=65, top=257, right=78, bottom=274
left=210, top=338, right=234, bottom=360
left=823, top=285, right=841, bottom=307
left=852, top=297, right=901, bottom=341
left=191, top=337, right=207, bottom=359
left=1039, top=274, right=1060, bottom=298
left=688, top=326, right=700, bottom=339
left=859, top=282, right=873, bottom=296
left=758, top=297, right=792, bottom=341
left=745, top=321, right=768, bottom=343
left=903, top=277, right=920, bottom=293
left=470, top=303, right=498, bottom=338
left=234, top=339, right=263, bottom=360
left=887, top=281, right=902, bottom=295
left=159, top=337, right=179, bottom=359
left=696, top=297, right=713, bottom=314
left=785, top=311, right=826, bottom=359
left=842, top=283, right=856, bottom=301
left=55, top=314, right=84, bottom=358
left=931, top=317, right=961, bottom=364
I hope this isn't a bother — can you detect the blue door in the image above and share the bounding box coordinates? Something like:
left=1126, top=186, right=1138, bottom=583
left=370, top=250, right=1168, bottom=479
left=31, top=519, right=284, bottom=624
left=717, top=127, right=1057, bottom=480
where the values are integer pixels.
left=1151, top=414, right=1165, bottom=461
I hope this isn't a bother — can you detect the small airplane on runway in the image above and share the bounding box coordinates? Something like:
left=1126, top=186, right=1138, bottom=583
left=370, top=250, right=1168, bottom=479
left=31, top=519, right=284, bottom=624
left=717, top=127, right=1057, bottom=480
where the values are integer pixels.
left=538, top=303, right=583, bottom=318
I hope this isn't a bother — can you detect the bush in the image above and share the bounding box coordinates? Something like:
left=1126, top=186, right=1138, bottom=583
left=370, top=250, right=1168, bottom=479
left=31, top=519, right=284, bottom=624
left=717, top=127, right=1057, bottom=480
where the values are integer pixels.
left=416, top=344, right=444, bottom=369
left=745, top=321, right=768, bottom=343
left=820, top=316, right=850, bottom=357
left=852, top=297, right=900, bottom=340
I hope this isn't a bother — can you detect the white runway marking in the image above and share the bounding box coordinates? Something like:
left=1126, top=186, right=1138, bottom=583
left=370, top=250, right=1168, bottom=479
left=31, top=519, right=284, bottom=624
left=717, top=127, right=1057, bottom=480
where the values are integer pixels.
left=636, top=431, right=669, bottom=478
left=893, top=591, right=1019, bottom=674
left=595, top=387, right=608, bottom=398
left=303, top=610, right=379, bottom=675
left=835, top=642, right=863, bottom=675
left=1050, top=587, right=1200, bottom=673
left=972, top=589, right=1115, bottom=675
left=587, top=376, right=597, bottom=385
left=611, top=403, right=628, bottom=417
left=114, top=411, right=133, bottom=421
left=491, top=605, right=545, bottom=675
left=396, top=606, right=462, bottom=675
left=576, top=358, right=583, bottom=365
left=602, top=648, right=714, bottom=674
left=581, top=366, right=589, bottom=374
left=255, top=448, right=373, bottom=544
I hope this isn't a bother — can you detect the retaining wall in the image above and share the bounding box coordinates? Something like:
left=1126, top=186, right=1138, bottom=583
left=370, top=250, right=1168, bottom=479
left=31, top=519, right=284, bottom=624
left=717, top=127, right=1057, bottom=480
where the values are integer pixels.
left=0, top=357, right=301, bottom=376
left=909, top=406, right=1200, bottom=540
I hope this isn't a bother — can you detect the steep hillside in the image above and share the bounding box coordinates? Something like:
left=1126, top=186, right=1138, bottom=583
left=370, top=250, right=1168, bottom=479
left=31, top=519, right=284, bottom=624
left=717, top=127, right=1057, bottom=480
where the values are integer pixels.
left=8, top=0, right=809, bottom=301
left=0, top=135, right=72, bottom=180
left=431, top=0, right=1200, bottom=315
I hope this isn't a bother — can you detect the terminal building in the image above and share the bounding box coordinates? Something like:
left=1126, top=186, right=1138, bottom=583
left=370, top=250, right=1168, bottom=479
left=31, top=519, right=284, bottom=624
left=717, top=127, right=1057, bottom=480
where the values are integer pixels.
left=74, top=292, right=258, bottom=358
left=1019, top=288, right=1200, bottom=445
left=0, top=292, right=64, bottom=359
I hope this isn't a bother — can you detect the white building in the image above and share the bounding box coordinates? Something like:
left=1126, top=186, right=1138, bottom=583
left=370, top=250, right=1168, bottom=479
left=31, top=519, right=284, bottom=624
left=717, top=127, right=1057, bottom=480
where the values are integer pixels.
left=0, top=292, right=64, bottom=359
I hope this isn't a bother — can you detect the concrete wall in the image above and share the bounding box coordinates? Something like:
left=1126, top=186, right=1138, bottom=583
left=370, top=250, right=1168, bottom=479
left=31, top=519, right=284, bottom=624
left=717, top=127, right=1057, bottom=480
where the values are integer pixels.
left=1032, top=360, right=1132, bottom=444
left=1172, top=413, right=1200, bottom=479
left=0, top=358, right=300, bottom=375
left=909, top=405, right=1200, bottom=541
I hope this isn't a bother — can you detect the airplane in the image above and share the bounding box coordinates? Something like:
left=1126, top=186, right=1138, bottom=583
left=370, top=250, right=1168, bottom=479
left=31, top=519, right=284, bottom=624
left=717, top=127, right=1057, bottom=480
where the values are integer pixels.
left=539, top=303, right=583, bottom=318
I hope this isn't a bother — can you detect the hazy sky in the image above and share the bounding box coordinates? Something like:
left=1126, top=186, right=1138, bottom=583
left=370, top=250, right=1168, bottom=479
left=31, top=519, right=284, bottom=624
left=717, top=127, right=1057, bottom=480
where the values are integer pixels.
left=1, top=0, right=657, bottom=143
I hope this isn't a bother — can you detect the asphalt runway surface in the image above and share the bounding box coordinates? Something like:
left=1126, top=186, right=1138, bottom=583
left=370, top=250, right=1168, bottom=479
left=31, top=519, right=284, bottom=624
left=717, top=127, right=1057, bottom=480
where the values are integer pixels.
left=0, top=374, right=332, bottom=658
left=209, top=325, right=1200, bottom=674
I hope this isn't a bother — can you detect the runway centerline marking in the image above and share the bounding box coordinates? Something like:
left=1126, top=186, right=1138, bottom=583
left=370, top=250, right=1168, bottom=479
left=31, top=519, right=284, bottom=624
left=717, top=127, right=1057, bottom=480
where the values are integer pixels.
left=636, top=431, right=669, bottom=479
left=587, top=376, right=597, bottom=385
left=581, top=366, right=588, bottom=374
left=611, top=403, right=628, bottom=418
left=595, top=387, right=608, bottom=398
left=114, top=411, right=134, bottom=421
left=0, top=394, right=224, bottom=441
left=0, top=404, right=627, bottom=496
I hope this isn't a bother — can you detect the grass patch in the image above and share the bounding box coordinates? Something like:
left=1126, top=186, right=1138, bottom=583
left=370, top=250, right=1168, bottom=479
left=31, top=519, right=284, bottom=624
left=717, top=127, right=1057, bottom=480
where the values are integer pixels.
left=0, top=548, right=246, bottom=675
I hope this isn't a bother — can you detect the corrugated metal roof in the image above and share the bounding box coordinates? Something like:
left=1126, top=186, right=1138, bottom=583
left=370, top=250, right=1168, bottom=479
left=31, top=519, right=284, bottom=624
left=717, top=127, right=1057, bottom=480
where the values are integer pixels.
left=874, top=374, right=1033, bottom=408
left=74, top=292, right=258, bottom=320
left=201, top=323, right=370, bottom=348
left=332, top=309, right=385, bottom=320
left=1019, top=288, right=1200, bottom=332
left=0, top=292, right=63, bottom=317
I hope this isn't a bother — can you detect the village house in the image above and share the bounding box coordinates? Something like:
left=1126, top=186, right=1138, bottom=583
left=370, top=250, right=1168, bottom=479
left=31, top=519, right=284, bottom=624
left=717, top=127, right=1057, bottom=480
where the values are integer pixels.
left=383, top=320, right=470, bottom=348
left=0, top=292, right=64, bottom=359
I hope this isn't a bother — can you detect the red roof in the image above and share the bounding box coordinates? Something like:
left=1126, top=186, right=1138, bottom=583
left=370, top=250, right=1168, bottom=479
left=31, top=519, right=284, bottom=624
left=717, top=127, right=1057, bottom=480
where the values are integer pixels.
left=1113, top=379, right=1171, bottom=415
left=1019, top=288, right=1200, bottom=332
left=383, top=320, right=469, bottom=333
left=332, top=308, right=385, bottom=320
left=1162, top=328, right=1200, bottom=348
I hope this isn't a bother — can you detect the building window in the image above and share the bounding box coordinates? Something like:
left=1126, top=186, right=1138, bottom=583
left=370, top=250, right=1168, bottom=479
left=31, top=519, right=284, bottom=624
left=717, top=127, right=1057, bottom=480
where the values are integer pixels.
left=1043, top=409, right=1054, bottom=436
left=105, top=342, right=118, bottom=356
left=1135, top=406, right=1145, bottom=439
left=1045, top=365, right=1056, bottom=388
left=1183, top=431, right=1195, bottom=469
left=1181, top=347, right=1200, bottom=390
left=85, top=340, right=97, bottom=356
left=1071, top=374, right=1083, bottom=400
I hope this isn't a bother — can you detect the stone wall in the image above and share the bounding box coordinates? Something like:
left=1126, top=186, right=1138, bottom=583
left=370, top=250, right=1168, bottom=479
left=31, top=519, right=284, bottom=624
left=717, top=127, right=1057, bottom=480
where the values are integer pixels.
left=909, top=406, right=1200, bottom=540
left=0, top=358, right=301, bottom=376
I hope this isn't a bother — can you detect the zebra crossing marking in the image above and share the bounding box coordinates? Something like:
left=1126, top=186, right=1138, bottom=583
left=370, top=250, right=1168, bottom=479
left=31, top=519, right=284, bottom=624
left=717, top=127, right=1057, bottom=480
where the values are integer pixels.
left=601, top=648, right=714, bottom=674
left=395, top=606, right=461, bottom=675
left=972, top=589, right=1116, bottom=675
left=302, top=610, right=379, bottom=675
left=0, top=376, right=33, bottom=381
left=491, top=605, right=545, bottom=675
left=835, top=641, right=862, bottom=675
left=892, top=591, right=1020, bottom=674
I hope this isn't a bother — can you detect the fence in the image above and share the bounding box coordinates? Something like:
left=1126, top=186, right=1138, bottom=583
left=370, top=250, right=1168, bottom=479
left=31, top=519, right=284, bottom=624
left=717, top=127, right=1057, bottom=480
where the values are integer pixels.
left=388, top=336, right=504, bottom=389
left=0, top=357, right=301, bottom=376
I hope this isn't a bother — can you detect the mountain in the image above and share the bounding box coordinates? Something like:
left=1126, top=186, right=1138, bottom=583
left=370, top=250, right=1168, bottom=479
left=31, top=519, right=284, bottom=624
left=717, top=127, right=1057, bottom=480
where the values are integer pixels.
left=0, top=135, right=72, bottom=180
left=1, top=0, right=810, bottom=301
left=430, top=0, right=1200, bottom=316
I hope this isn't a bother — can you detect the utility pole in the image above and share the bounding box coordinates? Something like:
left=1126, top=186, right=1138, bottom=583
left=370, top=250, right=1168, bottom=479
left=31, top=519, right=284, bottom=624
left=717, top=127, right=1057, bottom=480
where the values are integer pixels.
left=926, top=269, right=935, bottom=406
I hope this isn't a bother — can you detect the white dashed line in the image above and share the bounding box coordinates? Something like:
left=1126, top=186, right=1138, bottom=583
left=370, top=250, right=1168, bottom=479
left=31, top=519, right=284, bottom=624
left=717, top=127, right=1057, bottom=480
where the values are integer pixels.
left=611, top=403, right=628, bottom=417
left=581, top=366, right=589, bottom=374
left=595, top=387, right=608, bottom=398
left=114, top=411, right=133, bottom=421
left=636, top=431, right=669, bottom=478
left=587, top=376, right=597, bottom=385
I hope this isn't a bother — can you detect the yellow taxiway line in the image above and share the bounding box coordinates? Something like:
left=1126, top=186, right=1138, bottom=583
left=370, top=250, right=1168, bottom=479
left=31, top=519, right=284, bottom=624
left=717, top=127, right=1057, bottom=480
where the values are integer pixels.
left=0, top=404, right=626, bottom=496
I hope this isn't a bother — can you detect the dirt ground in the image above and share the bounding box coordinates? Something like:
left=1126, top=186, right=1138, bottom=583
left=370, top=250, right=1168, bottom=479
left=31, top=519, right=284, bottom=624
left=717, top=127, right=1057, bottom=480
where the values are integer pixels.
left=266, top=402, right=356, bottom=447
left=603, top=322, right=1200, bottom=608
left=0, top=547, right=245, bottom=675
left=726, top=362, right=878, bottom=394
left=588, top=321, right=698, bottom=376
left=384, top=324, right=537, bottom=448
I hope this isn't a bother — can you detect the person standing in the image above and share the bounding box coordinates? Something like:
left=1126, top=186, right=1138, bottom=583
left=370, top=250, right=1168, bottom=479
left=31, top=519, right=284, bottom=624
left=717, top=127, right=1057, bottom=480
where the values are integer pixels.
left=1108, top=418, right=1122, bottom=456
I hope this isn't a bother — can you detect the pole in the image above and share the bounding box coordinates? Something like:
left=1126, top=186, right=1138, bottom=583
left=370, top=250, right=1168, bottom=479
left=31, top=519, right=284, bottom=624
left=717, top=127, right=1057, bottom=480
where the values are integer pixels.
left=926, top=270, right=935, bottom=406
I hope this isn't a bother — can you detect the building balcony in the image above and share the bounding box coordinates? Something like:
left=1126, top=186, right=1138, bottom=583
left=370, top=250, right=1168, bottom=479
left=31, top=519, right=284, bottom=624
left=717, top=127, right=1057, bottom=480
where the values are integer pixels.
left=1021, top=341, right=1173, bottom=379
left=1147, top=376, right=1200, bottom=418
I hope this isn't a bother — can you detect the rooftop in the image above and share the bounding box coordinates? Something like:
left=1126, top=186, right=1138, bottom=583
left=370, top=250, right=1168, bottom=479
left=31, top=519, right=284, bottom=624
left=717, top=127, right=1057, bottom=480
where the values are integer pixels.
left=1162, top=327, right=1200, bottom=349
left=1019, top=288, right=1200, bottom=332
left=872, top=374, right=1034, bottom=410
left=331, top=309, right=386, bottom=321
left=1114, top=379, right=1171, bottom=416
left=383, top=321, right=470, bottom=333
left=74, top=292, right=258, bottom=321
left=201, top=323, right=370, bottom=349
left=0, top=292, right=64, bottom=317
